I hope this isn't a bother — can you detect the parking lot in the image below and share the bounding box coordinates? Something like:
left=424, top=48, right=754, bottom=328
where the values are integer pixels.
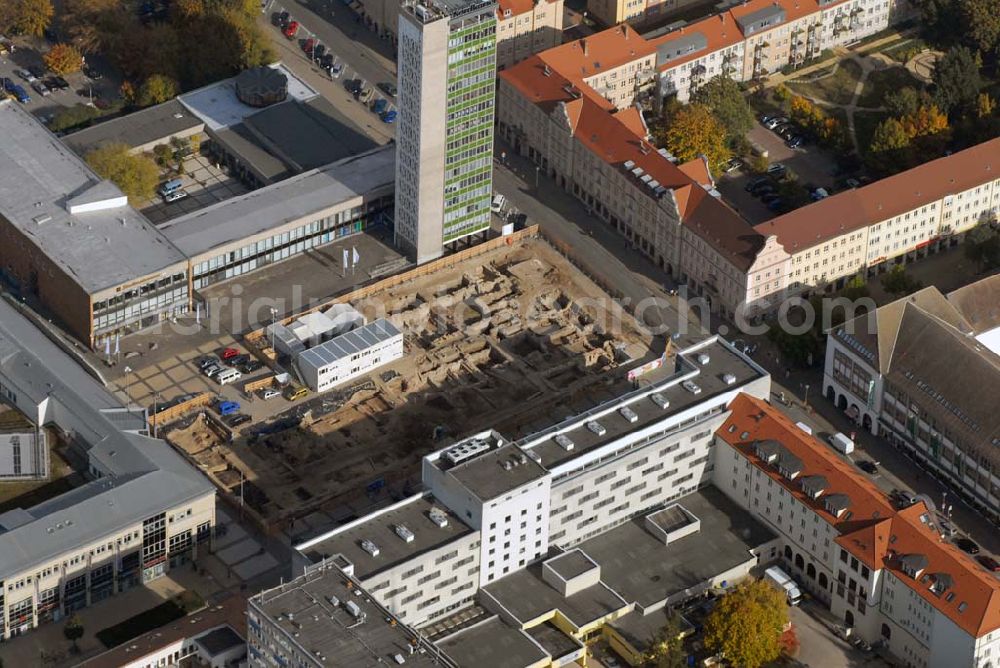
left=0, top=37, right=118, bottom=124
left=262, top=0, right=398, bottom=143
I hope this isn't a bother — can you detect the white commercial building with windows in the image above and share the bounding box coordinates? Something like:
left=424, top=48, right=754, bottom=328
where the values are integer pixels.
left=296, top=318, right=404, bottom=392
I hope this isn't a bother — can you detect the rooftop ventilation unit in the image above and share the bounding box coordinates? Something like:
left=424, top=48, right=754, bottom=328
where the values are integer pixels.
left=696, top=353, right=710, bottom=365
left=360, top=539, right=380, bottom=557
left=647, top=179, right=660, bottom=190
left=394, top=525, right=415, bottom=543
left=587, top=421, right=607, bottom=436
left=554, top=434, right=575, bottom=451
left=443, top=438, right=492, bottom=466
left=527, top=450, right=543, bottom=463
left=502, top=459, right=514, bottom=471
left=640, top=174, right=653, bottom=184
left=428, top=508, right=449, bottom=528
left=722, top=373, right=736, bottom=385
left=518, top=452, right=528, bottom=465
left=620, top=407, right=639, bottom=423
left=623, top=160, right=636, bottom=170
left=631, top=166, right=645, bottom=177
left=345, top=600, right=365, bottom=621
left=650, top=393, right=670, bottom=409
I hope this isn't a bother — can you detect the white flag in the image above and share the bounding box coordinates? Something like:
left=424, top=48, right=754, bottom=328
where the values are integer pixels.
left=343, top=248, right=349, bottom=268
left=104, top=338, right=110, bottom=356
left=196, top=302, right=201, bottom=325
left=352, top=247, right=360, bottom=265
left=114, top=333, right=120, bottom=354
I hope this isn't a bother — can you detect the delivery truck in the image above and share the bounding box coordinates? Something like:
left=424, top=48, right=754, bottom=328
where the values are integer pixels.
left=828, top=432, right=855, bottom=455
left=765, top=566, right=802, bottom=606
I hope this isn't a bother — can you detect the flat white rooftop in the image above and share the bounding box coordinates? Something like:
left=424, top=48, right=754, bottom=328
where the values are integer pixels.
left=0, top=100, right=186, bottom=293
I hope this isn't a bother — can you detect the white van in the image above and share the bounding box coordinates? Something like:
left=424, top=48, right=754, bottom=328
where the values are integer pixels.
left=491, top=193, right=506, bottom=213
left=828, top=432, right=855, bottom=455
left=216, top=368, right=242, bottom=385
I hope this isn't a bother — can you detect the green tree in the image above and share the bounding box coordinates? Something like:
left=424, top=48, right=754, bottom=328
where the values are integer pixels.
left=704, top=580, right=788, bottom=668
left=43, top=43, right=84, bottom=76
left=64, top=614, right=84, bottom=651
left=690, top=75, right=754, bottom=146
left=964, top=221, right=1000, bottom=271
left=137, top=74, right=179, bottom=107
left=884, top=86, right=922, bottom=117
left=933, top=46, right=983, bottom=114
left=880, top=264, right=923, bottom=297
left=659, top=104, right=730, bottom=170
left=50, top=103, right=102, bottom=132
left=84, top=143, right=160, bottom=204
left=841, top=275, right=870, bottom=300
left=867, top=117, right=913, bottom=175
left=644, top=611, right=687, bottom=668
left=961, top=0, right=1000, bottom=54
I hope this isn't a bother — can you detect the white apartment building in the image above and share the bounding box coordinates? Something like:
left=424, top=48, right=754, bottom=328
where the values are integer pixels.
left=823, top=277, right=1000, bottom=522
left=0, top=299, right=216, bottom=641
left=713, top=393, right=1000, bottom=668
left=295, top=494, right=482, bottom=625
left=296, top=318, right=404, bottom=392
left=293, top=337, right=771, bottom=625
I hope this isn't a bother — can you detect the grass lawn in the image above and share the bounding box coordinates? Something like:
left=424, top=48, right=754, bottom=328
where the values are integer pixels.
left=0, top=445, right=77, bottom=514
left=96, top=591, right=205, bottom=649
left=787, top=59, right=863, bottom=106
left=853, top=110, right=890, bottom=156
left=857, top=66, right=920, bottom=108
left=879, top=38, right=928, bottom=63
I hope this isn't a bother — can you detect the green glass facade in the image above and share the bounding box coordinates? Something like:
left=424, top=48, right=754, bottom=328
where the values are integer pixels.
left=442, top=16, right=496, bottom=243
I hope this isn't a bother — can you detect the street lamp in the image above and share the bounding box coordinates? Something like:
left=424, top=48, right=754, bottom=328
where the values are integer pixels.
left=152, top=392, right=162, bottom=439
left=534, top=165, right=540, bottom=188
left=123, top=365, right=133, bottom=407
left=269, top=307, right=278, bottom=352
left=803, top=383, right=810, bottom=408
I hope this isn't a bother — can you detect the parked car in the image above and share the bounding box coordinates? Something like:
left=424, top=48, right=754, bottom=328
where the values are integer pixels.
left=217, top=401, right=240, bottom=416
left=761, top=193, right=782, bottom=206
left=163, top=189, right=188, bottom=203
left=786, top=135, right=805, bottom=149
left=329, top=63, right=343, bottom=78
left=221, top=347, right=240, bottom=360
left=359, top=87, right=374, bottom=103
left=491, top=193, right=507, bottom=213
left=227, top=414, right=252, bottom=427
left=809, top=187, right=829, bottom=201
left=46, top=76, right=70, bottom=91
left=767, top=162, right=787, bottom=177
left=976, top=556, right=1000, bottom=572
left=241, top=359, right=264, bottom=373
left=314, top=44, right=326, bottom=59
left=14, top=68, right=36, bottom=83
left=511, top=212, right=528, bottom=230
left=273, top=10, right=289, bottom=27
left=345, top=78, right=362, bottom=95
left=766, top=197, right=786, bottom=212
left=752, top=183, right=777, bottom=197
left=745, top=175, right=770, bottom=192
left=777, top=125, right=798, bottom=140
left=11, top=85, right=30, bottom=103
left=203, top=363, right=223, bottom=378
left=230, top=353, right=250, bottom=367
left=84, top=67, right=103, bottom=80
left=955, top=538, right=980, bottom=554
left=197, top=356, right=218, bottom=370
left=763, top=116, right=788, bottom=129
left=30, top=80, right=49, bottom=96
left=285, top=386, right=309, bottom=401
left=723, top=157, right=743, bottom=174
left=320, top=53, right=334, bottom=68
left=283, top=21, right=299, bottom=39
left=856, top=460, right=879, bottom=474
left=372, top=98, right=388, bottom=114
left=303, top=37, right=316, bottom=54
left=842, top=177, right=861, bottom=189
left=381, top=109, right=397, bottom=123
left=261, top=389, right=281, bottom=400
left=28, top=65, right=45, bottom=79
left=378, top=82, right=397, bottom=97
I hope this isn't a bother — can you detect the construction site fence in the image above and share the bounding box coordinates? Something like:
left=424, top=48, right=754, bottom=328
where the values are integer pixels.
left=149, top=392, right=214, bottom=430
left=243, top=375, right=277, bottom=395
left=244, top=226, right=541, bottom=347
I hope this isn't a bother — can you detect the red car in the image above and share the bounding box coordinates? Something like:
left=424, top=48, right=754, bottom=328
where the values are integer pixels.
left=977, top=556, right=1000, bottom=572
left=303, top=38, right=315, bottom=54
left=222, top=347, right=240, bottom=360
left=283, top=21, right=299, bottom=39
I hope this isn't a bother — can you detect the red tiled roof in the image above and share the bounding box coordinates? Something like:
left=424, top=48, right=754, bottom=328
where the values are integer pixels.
left=678, top=156, right=713, bottom=188
left=538, top=24, right=655, bottom=83
left=501, top=56, right=615, bottom=113
left=497, top=0, right=558, bottom=18
left=649, top=13, right=744, bottom=72
left=728, top=0, right=821, bottom=25
left=719, top=394, right=1000, bottom=638
left=612, top=107, right=648, bottom=138
left=681, top=187, right=765, bottom=272
left=754, top=137, right=1000, bottom=253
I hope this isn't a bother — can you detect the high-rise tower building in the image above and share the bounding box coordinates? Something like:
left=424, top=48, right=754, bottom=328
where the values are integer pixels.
left=395, top=0, right=497, bottom=264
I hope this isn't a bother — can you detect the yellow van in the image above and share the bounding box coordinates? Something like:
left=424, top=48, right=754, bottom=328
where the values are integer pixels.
left=285, top=386, right=309, bottom=401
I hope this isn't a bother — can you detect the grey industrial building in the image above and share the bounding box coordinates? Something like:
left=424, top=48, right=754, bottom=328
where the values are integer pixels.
left=0, top=298, right=216, bottom=640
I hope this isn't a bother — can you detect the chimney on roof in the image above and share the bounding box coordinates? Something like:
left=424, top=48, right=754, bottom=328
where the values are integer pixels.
left=581, top=39, right=588, bottom=56
left=621, top=24, right=629, bottom=38
left=543, top=64, right=551, bottom=76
